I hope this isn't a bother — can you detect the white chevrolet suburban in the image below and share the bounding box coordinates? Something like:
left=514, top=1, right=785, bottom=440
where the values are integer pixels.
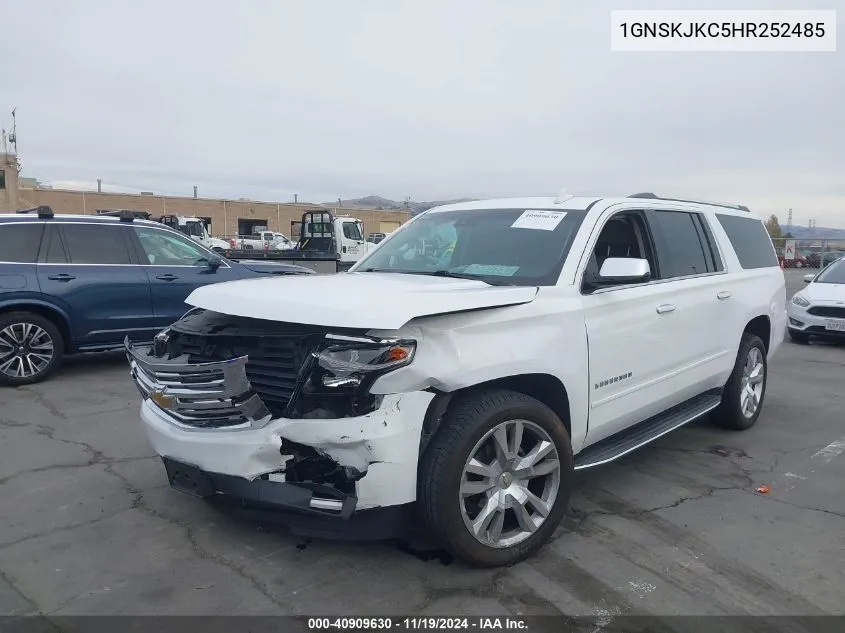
left=127, top=193, right=786, bottom=567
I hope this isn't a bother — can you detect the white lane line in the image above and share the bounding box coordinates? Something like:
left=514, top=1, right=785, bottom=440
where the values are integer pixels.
left=811, top=437, right=845, bottom=463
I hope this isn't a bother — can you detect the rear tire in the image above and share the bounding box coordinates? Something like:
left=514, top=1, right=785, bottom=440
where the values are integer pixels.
left=418, top=389, right=573, bottom=568
left=789, top=330, right=810, bottom=345
left=712, top=333, right=767, bottom=431
left=0, top=311, right=64, bottom=386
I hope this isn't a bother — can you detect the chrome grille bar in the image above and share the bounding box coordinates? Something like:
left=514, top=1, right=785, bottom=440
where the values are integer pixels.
left=125, top=337, right=272, bottom=430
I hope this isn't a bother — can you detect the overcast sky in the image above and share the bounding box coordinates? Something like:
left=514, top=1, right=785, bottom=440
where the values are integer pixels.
left=2, top=0, right=843, bottom=226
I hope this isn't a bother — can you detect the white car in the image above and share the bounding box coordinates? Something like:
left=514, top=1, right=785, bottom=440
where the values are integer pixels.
left=788, top=257, right=845, bottom=343
left=126, top=193, right=785, bottom=567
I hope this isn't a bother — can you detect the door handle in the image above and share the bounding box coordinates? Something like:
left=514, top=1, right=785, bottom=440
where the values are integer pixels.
left=155, top=274, right=178, bottom=281
left=47, top=274, right=76, bottom=282
left=656, top=303, right=676, bottom=314
left=717, top=291, right=732, bottom=300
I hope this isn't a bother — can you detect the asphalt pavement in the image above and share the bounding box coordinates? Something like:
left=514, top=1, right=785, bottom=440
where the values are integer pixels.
left=1, top=269, right=843, bottom=618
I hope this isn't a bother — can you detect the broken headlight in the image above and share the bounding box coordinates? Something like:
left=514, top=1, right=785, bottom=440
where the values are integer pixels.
left=313, top=337, right=416, bottom=388
left=290, top=335, right=416, bottom=418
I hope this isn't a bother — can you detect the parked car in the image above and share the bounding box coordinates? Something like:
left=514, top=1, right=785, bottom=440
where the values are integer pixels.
left=0, top=207, right=315, bottom=386
left=777, top=254, right=809, bottom=268
left=787, top=256, right=845, bottom=343
left=126, top=193, right=785, bottom=567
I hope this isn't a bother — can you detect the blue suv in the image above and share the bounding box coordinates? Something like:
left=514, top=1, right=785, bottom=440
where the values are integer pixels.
left=0, top=207, right=314, bottom=386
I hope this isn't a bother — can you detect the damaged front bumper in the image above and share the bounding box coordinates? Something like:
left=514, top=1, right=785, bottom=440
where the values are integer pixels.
left=128, top=339, right=434, bottom=531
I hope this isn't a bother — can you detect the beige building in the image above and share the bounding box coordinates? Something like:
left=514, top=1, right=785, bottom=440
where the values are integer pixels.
left=4, top=159, right=409, bottom=238
left=0, top=153, right=20, bottom=212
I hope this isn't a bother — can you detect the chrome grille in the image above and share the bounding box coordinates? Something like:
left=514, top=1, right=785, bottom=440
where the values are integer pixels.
left=126, top=337, right=271, bottom=430
left=177, top=333, right=302, bottom=413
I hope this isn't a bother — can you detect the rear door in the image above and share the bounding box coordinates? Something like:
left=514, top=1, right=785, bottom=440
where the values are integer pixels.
left=128, top=225, right=242, bottom=328
left=37, top=223, right=156, bottom=349
left=643, top=208, right=735, bottom=400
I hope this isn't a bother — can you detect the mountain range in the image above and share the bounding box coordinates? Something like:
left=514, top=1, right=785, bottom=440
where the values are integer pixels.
left=326, top=196, right=477, bottom=215
left=781, top=224, right=845, bottom=241
left=327, top=198, right=845, bottom=240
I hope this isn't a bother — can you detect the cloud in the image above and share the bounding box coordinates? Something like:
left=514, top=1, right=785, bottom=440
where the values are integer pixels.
left=2, top=0, right=842, bottom=226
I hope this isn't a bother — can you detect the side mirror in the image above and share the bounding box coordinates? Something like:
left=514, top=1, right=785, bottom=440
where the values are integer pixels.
left=206, top=256, right=222, bottom=271
left=803, top=274, right=815, bottom=283
left=597, top=257, right=651, bottom=285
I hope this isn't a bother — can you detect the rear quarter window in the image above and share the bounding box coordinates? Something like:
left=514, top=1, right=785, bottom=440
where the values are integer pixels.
left=715, top=214, right=779, bottom=269
left=0, top=223, right=45, bottom=263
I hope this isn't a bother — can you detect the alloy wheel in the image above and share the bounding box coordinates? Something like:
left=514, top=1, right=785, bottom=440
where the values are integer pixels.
left=459, top=419, right=561, bottom=548
left=739, top=346, right=765, bottom=418
left=0, top=323, right=55, bottom=379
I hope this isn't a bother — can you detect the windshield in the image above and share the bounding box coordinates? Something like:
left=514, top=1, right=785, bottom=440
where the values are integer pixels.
left=814, top=258, right=845, bottom=284
left=353, top=208, right=587, bottom=286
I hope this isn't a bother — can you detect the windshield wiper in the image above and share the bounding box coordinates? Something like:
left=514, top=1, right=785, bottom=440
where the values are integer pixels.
left=421, top=270, right=511, bottom=286
left=361, top=268, right=510, bottom=285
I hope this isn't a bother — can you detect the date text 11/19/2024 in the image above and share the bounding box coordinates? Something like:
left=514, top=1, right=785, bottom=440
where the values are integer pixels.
left=307, top=618, right=529, bottom=630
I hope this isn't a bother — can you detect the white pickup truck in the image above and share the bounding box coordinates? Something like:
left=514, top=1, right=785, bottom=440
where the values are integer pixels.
left=127, top=193, right=786, bottom=567
left=229, top=231, right=294, bottom=251
left=96, top=211, right=230, bottom=252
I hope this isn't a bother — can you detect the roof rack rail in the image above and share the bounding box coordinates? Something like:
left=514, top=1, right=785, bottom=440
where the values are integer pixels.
left=628, top=192, right=750, bottom=213
left=15, top=206, right=55, bottom=219
left=96, top=209, right=152, bottom=221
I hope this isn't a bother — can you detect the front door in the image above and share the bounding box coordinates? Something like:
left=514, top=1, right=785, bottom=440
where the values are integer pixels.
left=128, top=225, right=242, bottom=328
left=339, top=219, right=366, bottom=264
left=579, top=210, right=682, bottom=444
left=37, top=223, right=156, bottom=349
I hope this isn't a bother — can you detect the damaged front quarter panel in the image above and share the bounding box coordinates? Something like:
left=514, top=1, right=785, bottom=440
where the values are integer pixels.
left=277, top=391, right=435, bottom=508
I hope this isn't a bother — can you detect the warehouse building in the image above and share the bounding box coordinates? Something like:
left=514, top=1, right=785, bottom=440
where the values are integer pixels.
left=1, top=153, right=409, bottom=238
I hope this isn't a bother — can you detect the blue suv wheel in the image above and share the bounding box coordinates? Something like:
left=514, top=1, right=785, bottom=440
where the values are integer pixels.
left=0, top=311, right=64, bottom=386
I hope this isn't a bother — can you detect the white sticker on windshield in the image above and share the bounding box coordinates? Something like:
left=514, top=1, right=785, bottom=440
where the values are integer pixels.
left=511, top=209, right=567, bottom=231
left=463, top=264, right=519, bottom=276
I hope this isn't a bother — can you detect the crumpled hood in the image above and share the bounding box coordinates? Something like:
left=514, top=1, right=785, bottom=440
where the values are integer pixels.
left=805, top=282, right=845, bottom=303
left=186, top=271, right=538, bottom=330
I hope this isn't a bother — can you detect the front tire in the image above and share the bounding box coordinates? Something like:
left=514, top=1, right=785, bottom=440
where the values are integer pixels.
left=712, top=333, right=768, bottom=431
left=0, top=312, right=64, bottom=386
left=418, top=389, right=573, bottom=568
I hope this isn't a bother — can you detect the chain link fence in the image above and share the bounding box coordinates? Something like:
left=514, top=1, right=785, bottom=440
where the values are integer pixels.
left=770, top=237, right=845, bottom=269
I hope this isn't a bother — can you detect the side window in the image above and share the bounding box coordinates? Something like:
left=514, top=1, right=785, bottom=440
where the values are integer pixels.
left=695, top=214, right=724, bottom=272
left=133, top=227, right=212, bottom=266
left=59, top=225, right=132, bottom=265
left=342, top=222, right=363, bottom=241
left=42, top=226, right=68, bottom=263
left=0, top=224, right=44, bottom=263
left=645, top=210, right=711, bottom=278
left=583, top=211, right=657, bottom=289
left=716, top=214, right=779, bottom=269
